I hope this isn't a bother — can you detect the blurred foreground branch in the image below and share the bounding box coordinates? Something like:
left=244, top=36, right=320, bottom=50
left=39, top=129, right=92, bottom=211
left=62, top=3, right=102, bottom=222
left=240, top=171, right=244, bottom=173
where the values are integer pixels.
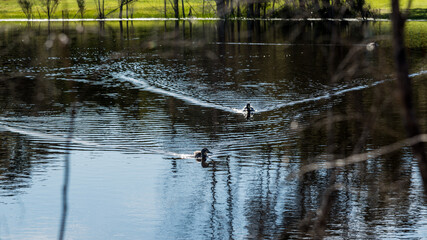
left=391, top=0, right=427, bottom=194
left=58, top=104, right=77, bottom=240
left=299, top=0, right=427, bottom=197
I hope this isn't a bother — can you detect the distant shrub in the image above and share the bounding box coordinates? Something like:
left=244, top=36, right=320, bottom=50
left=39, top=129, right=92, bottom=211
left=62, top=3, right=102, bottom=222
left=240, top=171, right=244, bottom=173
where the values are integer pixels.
left=18, top=0, right=33, bottom=19
left=271, top=5, right=297, bottom=18
left=39, top=0, right=60, bottom=19
left=273, top=0, right=373, bottom=19
left=318, top=0, right=373, bottom=19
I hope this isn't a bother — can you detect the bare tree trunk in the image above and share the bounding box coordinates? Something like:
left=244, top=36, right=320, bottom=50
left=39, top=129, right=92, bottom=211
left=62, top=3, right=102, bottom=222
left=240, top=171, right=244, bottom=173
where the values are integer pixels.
left=255, top=2, right=261, bottom=17
left=174, top=0, right=179, bottom=18
left=216, top=0, right=226, bottom=18
left=164, top=0, right=167, bottom=17
left=181, top=0, right=186, bottom=18
left=46, top=0, right=50, bottom=19
left=237, top=0, right=240, bottom=17
left=391, top=0, right=427, bottom=194
left=119, top=0, right=123, bottom=18
left=299, top=0, right=306, bottom=9
left=313, top=0, right=319, bottom=9
left=272, top=0, right=275, bottom=13
left=247, top=2, right=254, bottom=18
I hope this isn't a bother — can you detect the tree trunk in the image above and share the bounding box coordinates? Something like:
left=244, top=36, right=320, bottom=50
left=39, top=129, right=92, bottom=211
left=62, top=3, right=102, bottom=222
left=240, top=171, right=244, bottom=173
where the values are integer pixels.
left=174, top=0, right=179, bottom=18
left=391, top=0, right=427, bottom=194
left=299, top=0, right=305, bottom=9
left=164, top=0, right=167, bottom=17
left=216, top=0, right=226, bottom=18
left=272, top=0, right=275, bottom=14
left=181, top=0, right=185, bottom=18
left=247, top=3, right=254, bottom=18
left=47, top=2, right=51, bottom=19
left=313, top=0, right=319, bottom=9
left=119, top=1, right=123, bottom=18
left=255, top=2, right=261, bottom=17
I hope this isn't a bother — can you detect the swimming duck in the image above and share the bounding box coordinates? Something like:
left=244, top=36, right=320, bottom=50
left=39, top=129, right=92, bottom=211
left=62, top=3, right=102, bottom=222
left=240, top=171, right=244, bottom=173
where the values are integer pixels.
left=194, top=148, right=211, bottom=161
left=194, top=148, right=212, bottom=168
left=366, top=42, right=378, bottom=51
left=242, top=103, right=255, bottom=113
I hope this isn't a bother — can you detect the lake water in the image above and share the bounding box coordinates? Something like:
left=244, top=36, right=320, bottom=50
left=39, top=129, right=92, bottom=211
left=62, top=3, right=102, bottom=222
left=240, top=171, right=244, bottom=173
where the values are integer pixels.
left=0, top=20, right=427, bottom=239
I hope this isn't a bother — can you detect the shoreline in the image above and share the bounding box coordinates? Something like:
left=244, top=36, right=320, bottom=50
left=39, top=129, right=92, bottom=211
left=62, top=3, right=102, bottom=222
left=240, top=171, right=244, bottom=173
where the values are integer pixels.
left=0, top=17, right=426, bottom=22
left=0, top=17, right=401, bottom=22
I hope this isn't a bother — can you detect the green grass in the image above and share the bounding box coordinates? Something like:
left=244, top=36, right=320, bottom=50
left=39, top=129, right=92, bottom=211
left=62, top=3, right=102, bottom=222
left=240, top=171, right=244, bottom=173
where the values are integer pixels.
left=366, top=0, right=427, bottom=18
left=0, top=0, right=426, bottom=19
left=0, top=0, right=216, bottom=19
left=366, top=0, right=427, bottom=11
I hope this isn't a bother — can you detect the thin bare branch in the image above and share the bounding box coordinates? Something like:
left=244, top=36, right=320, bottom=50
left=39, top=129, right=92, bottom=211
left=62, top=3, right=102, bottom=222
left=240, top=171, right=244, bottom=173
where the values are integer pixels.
left=298, top=134, right=427, bottom=177
left=391, top=0, right=427, bottom=194
left=106, top=0, right=139, bottom=16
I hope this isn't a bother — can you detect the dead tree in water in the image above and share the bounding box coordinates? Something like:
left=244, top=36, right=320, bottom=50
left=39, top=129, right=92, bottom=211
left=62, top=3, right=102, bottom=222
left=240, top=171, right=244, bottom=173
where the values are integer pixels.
left=391, top=0, right=427, bottom=194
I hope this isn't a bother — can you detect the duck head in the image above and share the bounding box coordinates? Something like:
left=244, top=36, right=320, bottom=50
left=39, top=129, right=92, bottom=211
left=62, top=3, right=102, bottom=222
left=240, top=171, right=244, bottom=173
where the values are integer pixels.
left=201, top=148, right=211, bottom=157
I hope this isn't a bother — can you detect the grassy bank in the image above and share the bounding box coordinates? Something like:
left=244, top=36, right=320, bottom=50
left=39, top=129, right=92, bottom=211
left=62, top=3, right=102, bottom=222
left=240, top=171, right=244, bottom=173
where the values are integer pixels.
left=0, top=0, right=426, bottom=19
left=367, top=0, right=427, bottom=19
left=0, top=0, right=215, bottom=19
left=367, top=0, right=427, bottom=12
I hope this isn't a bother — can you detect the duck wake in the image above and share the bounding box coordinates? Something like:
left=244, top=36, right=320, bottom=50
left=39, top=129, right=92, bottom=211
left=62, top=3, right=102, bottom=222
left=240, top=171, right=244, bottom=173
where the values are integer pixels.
left=115, top=72, right=242, bottom=114
left=0, top=121, right=199, bottom=158
left=257, top=69, right=427, bottom=113
left=115, top=69, right=426, bottom=115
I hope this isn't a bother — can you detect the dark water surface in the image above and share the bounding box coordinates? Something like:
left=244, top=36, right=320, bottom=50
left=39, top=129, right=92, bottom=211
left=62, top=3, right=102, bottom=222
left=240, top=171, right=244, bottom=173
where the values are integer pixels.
left=0, top=20, right=427, bottom=239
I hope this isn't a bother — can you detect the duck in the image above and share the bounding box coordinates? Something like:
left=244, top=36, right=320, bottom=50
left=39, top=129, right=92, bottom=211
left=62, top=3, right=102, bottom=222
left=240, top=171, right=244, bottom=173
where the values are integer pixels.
left=366, top=41, right=378, bottom=51
left=242, top=103, right=255, bottom=113
left=194, top=148, right=212, bottom=168
left=194, top=148, right=211, bottom=161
